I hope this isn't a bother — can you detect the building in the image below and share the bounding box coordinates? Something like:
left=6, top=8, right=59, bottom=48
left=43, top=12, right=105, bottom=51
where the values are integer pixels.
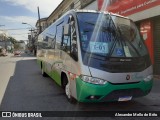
left=0, top=41, right=13, bottom=52
left=36, top=17, right=48, bottom=34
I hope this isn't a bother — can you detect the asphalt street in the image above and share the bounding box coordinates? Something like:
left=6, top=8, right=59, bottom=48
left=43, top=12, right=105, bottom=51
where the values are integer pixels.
left=0, top=53, right=160, bottom=120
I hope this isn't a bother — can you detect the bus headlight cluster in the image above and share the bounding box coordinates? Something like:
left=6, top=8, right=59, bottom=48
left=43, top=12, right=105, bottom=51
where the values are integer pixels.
left=144, top=75, right=153, bottom=82
left=80, top=75, right=107, bottom=85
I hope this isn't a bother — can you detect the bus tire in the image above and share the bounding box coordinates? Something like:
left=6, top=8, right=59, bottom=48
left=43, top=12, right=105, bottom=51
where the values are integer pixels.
left=63, top=75, right=76, bottom=104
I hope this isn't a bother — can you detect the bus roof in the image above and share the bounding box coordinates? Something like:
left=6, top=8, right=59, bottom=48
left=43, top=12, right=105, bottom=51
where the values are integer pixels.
left=71, top=9, right=129, bottom=19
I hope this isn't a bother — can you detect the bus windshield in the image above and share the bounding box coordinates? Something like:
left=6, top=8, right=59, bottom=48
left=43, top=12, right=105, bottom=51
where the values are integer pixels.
left=77, top=12, right=148, bottom=58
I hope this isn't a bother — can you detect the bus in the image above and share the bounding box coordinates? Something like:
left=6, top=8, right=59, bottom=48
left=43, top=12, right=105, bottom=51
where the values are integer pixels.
left=37, top=9, right=153, bottom=103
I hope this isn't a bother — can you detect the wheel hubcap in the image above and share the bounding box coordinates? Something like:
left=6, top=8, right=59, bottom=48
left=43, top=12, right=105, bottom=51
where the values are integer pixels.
left=65, top=83, right=71, bottom=99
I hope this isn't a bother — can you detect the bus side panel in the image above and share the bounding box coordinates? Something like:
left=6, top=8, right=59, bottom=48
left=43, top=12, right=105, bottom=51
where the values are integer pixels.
left=37, top=49, right=46, bottom=69
left=59, top=49, right=81, bottom=99
left=50, top=70, right=62, bottom=86
left=70, top=60, right=81, bottom=100
left=48, top=49, right=62, bottom=86
left=37, top=59, right=41, bottom=68
left=37, top=49, right=43, bottom=68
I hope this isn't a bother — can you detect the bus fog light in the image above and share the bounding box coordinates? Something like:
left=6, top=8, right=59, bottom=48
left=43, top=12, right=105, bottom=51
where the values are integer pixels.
left=90, top=96, right=95, bottom=99
left=86, top=95, right=102, bottom=100
left=144, top=75, right=153, bottom=82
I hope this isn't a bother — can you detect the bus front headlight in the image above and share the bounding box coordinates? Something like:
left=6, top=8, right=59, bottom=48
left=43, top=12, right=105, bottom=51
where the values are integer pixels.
left=80, top=75, right=107, bottom=85
left=144, top=75, right=153, bottom=82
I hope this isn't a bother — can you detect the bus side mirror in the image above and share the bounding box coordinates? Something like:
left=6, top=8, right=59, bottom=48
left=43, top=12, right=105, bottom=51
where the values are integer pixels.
left=64, top=24, right=70, bottom=36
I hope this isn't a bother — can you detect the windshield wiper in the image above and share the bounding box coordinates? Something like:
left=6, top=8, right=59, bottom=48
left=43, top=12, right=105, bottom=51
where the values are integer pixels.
left=126, top=40, right=141, bottom=57
left=84, top=19, right=121, bottom=58
left=107, top=18, right=120, bottom=57
left=117, top=25, right=141, bottom=57
left=108, top=31, right=119, bottom=57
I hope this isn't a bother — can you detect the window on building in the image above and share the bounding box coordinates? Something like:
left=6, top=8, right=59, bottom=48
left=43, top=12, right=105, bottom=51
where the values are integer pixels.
left=70, top=3, right=74, bottom=9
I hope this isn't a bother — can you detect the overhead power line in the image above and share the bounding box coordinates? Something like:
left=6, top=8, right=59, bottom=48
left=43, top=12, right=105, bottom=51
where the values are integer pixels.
left=0, top=28, right=30, bottom=31
left=11, top=33, right=29, bottom=35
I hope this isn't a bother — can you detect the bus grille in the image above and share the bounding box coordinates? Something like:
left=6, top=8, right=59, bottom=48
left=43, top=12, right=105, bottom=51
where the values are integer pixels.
left=103, top=62, right=147, bottom=73
left=101, top=88, right=146, bottom=101
left=100, top=55, right=151, bottom=73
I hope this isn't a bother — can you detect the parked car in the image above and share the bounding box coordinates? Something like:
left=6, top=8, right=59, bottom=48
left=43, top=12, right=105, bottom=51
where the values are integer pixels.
left=0, top=48, right=7, bottom=56
left=14, top=50, right=21, bottom=56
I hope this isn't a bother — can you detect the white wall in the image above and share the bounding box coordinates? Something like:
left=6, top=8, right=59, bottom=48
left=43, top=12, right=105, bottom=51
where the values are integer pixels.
left=128, top=5, right=160, bottom=21
left=84, top=1, right=98, bottom=10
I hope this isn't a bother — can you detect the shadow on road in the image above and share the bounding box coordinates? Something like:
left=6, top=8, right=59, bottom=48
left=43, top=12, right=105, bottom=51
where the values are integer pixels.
left=0, top=58, right=66, bottom=111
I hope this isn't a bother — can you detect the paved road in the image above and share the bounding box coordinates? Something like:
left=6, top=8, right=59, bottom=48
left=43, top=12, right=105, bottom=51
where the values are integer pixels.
left=0, top=53, right=160, bottom=119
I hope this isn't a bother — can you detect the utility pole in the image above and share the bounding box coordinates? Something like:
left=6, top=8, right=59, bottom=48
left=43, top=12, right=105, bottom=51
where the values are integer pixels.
left=37, top=7, right=42, bottom=34
left=22, top=23, right=35, bottom=54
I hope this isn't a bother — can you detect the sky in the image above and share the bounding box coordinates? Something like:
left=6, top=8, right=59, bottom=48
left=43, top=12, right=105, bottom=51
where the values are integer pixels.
left=0, top=0, right=63, bottom=41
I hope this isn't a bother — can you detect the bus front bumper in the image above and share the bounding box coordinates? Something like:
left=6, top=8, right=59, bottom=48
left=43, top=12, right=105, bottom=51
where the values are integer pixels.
left=76, top=78, right=153, bottom=102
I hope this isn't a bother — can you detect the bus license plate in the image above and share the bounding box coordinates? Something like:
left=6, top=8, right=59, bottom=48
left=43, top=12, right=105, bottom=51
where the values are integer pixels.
left=118, top=96, right=132, bottom=101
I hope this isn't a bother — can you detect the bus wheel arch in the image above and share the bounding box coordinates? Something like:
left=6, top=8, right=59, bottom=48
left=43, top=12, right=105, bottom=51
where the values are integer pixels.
left=61, top=72, right=68, bottom=89
left=61, top=72, right=76, bottom=103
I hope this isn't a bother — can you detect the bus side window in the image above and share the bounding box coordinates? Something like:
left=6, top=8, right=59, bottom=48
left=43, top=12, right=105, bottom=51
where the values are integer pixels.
left=47, top=25, right=56, bottom=49
left=62, top=33, right=71, bottom=54
left=61, top=15, right=71, bottom=53
left=56, top=22, right=63, bottom=49
left=51, top=37, right=56, bottom=49
left=62, top=15, right=78, bottom=61
left=40, top=35, right=49, bottom=49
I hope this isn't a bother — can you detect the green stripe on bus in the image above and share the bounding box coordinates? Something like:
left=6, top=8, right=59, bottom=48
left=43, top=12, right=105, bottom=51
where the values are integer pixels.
left=50, top=70, right=61, bottom=86
left=37, top=59, right=41, bottom=67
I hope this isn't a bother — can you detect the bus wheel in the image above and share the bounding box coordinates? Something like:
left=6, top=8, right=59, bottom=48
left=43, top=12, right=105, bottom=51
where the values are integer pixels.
left=64, top=76, right=76, bottom=103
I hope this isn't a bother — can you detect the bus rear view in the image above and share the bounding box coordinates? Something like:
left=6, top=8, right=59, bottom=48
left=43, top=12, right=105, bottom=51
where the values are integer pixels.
left=75, top=11, right=153, bottom=102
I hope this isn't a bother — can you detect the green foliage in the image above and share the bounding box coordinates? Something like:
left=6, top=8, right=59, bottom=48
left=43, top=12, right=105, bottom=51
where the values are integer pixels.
left=7, top=37, right=17, bottom=44
left=14, top=43, right=21, bottom=50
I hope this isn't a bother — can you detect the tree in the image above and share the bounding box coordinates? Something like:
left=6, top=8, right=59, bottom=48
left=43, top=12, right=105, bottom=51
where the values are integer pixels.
left=14, top=43, right=21, bottom=50
left=7, top=37, right=17, bottom=44
left=19, top=40, right=25, bottom=43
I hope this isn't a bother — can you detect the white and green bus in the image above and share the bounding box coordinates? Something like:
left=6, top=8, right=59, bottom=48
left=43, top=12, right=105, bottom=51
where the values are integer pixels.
left=37, top=10, right=153, bottom=103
